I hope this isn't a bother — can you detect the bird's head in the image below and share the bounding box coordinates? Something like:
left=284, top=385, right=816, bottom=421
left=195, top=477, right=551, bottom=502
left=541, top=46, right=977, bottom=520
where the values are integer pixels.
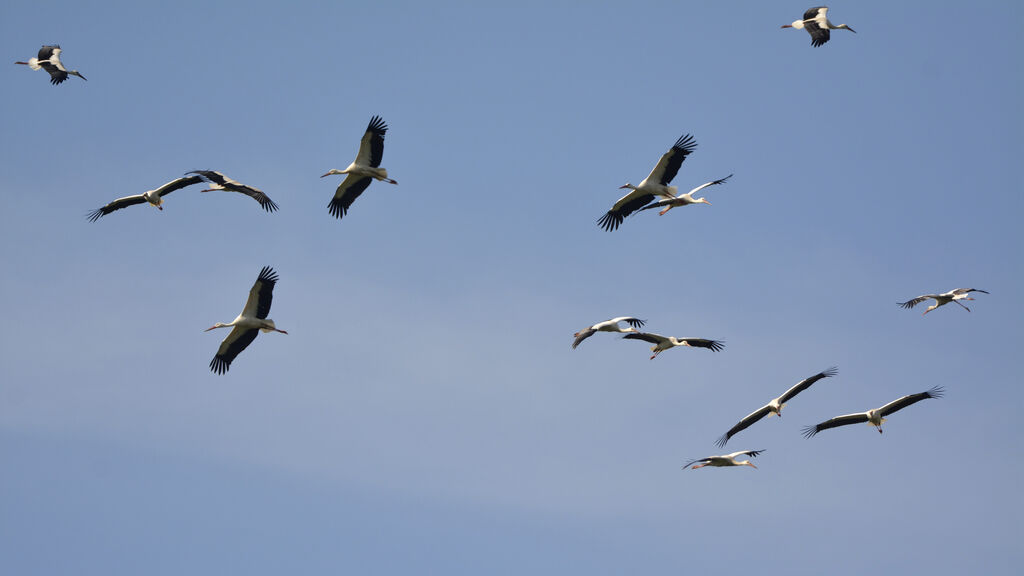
left=744, top=461, right=758, bottom=469
left=619, top=182, right=636, bottom=190
left=204, top=323, right=227, bottom=332
left=320, top=169, right=343, bottom=178
left=70, top=70, right=86, bottom=81
left=696, top=197, right=711, bottom=205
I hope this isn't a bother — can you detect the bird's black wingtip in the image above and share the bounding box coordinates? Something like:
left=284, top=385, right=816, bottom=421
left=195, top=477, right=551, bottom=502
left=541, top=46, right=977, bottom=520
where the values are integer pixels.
left=597, top=212, right=622, bottom=231
left=210, top=357, right=229, bottom=374
left=822, top=366, right=839, bottom=377
left=707, top=340, right=725, bottom=352
left=86, top=208, right=105, bottom=222
left=327, top=199, right=349, bottom=219
left=927, top=386, right=945, bottom=399
left=367, top=115, right=388, bottom=135
left=800, top=425, right=819, bottom=439
left=257, top=266, right=280, bottom=284
left=673, top=134, right=697, bottom=153
left=714, top=434, right=730, bottom=449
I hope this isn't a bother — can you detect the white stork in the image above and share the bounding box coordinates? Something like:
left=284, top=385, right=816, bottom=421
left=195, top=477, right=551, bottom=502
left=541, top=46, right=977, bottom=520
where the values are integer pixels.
left=205, top=266, right=288, bottom=374
left=898, top=288, right=989, bottom=315
left=572, top=317, right=645, bottom=349
left=639, top=174, right=732, bottom=216
left=782, top=7, right=856, bottom=47
left=87, top=175, right=204, bottom=221
left=16, top=45, right=86, bottom=85
left=321, top=115, right=397, bottom=220
left=716, top=367, right=837, bottom=447
left=598, top=134, right=697, bottom=231
left=622, top=331, right=724, bottom=359
left=683, top=450, right=765, bottom=470
left=802, top=386, right=944, bottom=437
left=187, top=171, right=279, bottom=212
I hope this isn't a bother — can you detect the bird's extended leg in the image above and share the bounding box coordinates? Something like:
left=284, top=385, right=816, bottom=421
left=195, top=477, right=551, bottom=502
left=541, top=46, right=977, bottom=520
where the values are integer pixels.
left=955, top=300, right=972, bottom=312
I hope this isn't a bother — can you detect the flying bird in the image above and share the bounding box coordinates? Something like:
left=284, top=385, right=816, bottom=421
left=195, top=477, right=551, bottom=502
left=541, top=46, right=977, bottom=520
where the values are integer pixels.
left=187, top=171, right=279, bottom=212
left=639, top=174, right=732, bottom=216
left=15, top=45, right=86, bottom=85
left=622, top=332, right=723, bottom=359
left=782, top=7, right=856, bottom=47
left=898, top=288, right=989, bottom=315
left=802, top=386, right=944, bottom=437
left=683, top=450, right=765, bottom=470
left=572, top=317, right=645, bottom=349
left=87, top=176, right=204, bottom=221
left=716, top=367, right=837, bottom=447
left=321, top=115, right=397, bottom=220
left=598, top=134, right=697, bottom=231
left=206, top=266, right=288, bottom=374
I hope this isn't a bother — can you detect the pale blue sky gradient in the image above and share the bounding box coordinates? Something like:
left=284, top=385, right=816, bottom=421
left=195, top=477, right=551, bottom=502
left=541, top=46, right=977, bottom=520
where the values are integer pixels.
left=2, top=2, right=1022, bottom=574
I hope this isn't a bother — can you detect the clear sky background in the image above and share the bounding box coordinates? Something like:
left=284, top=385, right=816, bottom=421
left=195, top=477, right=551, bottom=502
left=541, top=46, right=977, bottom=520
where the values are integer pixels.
left=2, top=1, right=1021, bottom=574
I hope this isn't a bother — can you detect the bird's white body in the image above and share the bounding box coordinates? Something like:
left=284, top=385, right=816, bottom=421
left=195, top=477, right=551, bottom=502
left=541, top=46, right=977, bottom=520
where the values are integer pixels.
left=684, top=450, right=764, bottom=470
left=572, top=317, right=645, bottom=349
left=899, top=288, right=989, bottom=315
left=206, top=267, right=287, bottom=374
left=783, top=7, right=856, bottom=47
left=321, top=116, right=397, bottom=219
left=622, top=332, right=724, bottom=359
left=802, top=387, right=944, bottom=437
left=717, top=367, right=837, bottom=447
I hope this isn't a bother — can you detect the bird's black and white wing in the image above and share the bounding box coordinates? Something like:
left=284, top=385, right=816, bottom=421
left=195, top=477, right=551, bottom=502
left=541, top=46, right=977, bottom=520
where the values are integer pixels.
left=639, top=174, right=732, bottom=211
left=681, top=456, right=713, bottom=469
left=327, top=174, right=373, bottom=219
left=243, top=266, right=279, bottom=320
left=87, top=195, right=150, bottom=221
left=802, top=412, right=870, bottom=438
left=952, top=288, right=989, bottom=297
left=154, top=175, right=204, bottom=198
left=622, top=332, right=669, bottom=345
left=716, top=405, right=772, bottom=447
left=355, top=115, right=388, bottom=168
left=678, top=338, right=725, bottom=352
left=572, top=328, right=597, bottom=349
left=188, top=170, right=279, bottom=212
left=728, top=449, right=764, bottom=460
left=778, top=366, right=838, bottom=403
left=898, top=294, right=939, bottom=309
left=598, top=191, right=655, bottom=231
left=878, top=386, right=944, bottom=417
left=803, top=6, right=830, bottom=47
left=210, top=327, right=258, bottom=374
left=37, top=45, right=68, bottom=84
left=647, top=134, right=697, bottom=186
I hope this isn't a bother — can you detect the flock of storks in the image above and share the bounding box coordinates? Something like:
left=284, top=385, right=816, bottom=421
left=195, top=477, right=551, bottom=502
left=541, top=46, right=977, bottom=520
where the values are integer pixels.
left=17, top=7, right=988, bottom=472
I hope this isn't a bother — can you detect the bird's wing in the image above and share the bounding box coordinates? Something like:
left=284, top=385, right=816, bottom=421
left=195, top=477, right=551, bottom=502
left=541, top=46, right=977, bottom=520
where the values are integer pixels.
left=716, top=406, right=772, bottom=448
left=804, top=6, right=828, bottom=21
left=646, top=134, right=697, bottom=186
left=239, top=266, right=278, bottom=319
left=227, top=183, right=278, bottom=212
left=38, top=45, right=59, bottom=60
left=87, top=194, right=149, bottom=221
left=878, top=386, right=944, bottom=417
left=806, top=25, right=830, bottom=47
left=681, top=457, right=711, bottom=469
left=598, top=191, right=655, bottom=231
left=679, top=338, right=724, bottom=352
left=355, top=115, right=388, bottom=167
left=572, top=328, right=596, bottom=349
left=779, top=366, right=838, bottom=403
left=187, top=170, right=228, bottom=186
left=327, top=174, right=373, bottom=219
left=210, top=327, right=258, bottom=374
left=622, top=332, right=667, bottom=345
left=637, top=198, right=677, bottom=212
left=619, top=317, right=646, bottom=329
left=953, top=288, right=989, bottom=296
left=801, top=413, right=869, bottom=438
left=154, top=175, right=204, bottom=198
left=728, top=449, right=765, bottom=459
left=898, top=295, right=937, bottom=309
left=687, top=174, right=733, bottom=196
left=40, top=62, right=68, bottom=85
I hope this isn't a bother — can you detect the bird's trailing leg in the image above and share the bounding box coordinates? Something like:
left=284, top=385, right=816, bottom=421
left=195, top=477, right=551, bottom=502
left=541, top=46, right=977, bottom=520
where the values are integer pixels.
left=955, top=300, right=972, bottom=312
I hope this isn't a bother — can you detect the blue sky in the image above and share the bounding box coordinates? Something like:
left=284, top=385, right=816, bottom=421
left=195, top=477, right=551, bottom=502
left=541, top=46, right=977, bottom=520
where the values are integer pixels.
left=1, top=1, right=1021, bottom=574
